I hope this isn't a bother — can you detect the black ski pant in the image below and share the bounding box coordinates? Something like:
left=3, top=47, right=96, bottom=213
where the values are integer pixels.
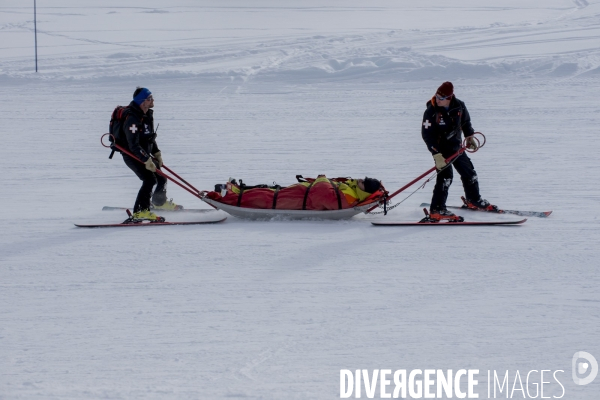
left=430, top=152, right=481, bottom=211
left=122, top=154, right=167, bottom=213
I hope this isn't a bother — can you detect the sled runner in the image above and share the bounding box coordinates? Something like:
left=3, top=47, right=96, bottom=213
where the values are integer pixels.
left=201, top=197, right=376, bottom=220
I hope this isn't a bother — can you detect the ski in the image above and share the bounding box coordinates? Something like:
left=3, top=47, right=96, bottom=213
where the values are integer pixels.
left=419, top=202, right=552, bottom=218
left=102, top=206, right=215, bottom=213
left=75, top=217, right=226, bottom=228
left=372, top=218, right=527, bottom=226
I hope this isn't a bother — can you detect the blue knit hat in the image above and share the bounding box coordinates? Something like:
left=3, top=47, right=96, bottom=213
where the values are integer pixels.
left=133, top=88, right=152, bottom=105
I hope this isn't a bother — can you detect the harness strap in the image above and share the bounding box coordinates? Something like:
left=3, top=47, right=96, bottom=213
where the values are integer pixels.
left=437, top=102, right=465, bottom=139
left=328, top=179, right=342, bottom=210
left=237, top=187, right=244, bottom=207
left=272, top=186, right=280, bottom=209
left=302, top=181, right=316, bottom=210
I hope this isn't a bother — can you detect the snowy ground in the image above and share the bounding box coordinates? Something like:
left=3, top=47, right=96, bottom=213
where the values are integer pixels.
left=1, top=1, right=600, bottom=399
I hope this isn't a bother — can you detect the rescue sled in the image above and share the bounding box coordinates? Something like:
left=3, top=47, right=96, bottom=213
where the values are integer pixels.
left=101, top=134, right=389, bottom=221
left=200, top=175, right=387, bottom=220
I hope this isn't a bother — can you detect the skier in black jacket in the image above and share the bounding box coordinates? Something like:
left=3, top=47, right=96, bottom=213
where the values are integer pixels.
left=421, top=81, right=495, bottom=221
left=121, top=87, right=179, bottom=220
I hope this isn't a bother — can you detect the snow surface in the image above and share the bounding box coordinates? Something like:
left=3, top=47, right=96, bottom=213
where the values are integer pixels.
left=1, top=1, right=600, bottom=399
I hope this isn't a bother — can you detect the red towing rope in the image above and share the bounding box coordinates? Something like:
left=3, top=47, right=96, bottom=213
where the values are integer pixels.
left=367, top=132, right=486, bottom=213
left=101, top=133, right=215, bottom=207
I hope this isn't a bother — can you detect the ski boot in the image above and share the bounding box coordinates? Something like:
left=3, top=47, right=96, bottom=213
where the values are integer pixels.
left=152, top=198, right=183, bottom=211
left=125, top=209, right=165, bottom=223
left=420, top=207, right=464, bottom=223
left=462, top=196, right=498, bottom=212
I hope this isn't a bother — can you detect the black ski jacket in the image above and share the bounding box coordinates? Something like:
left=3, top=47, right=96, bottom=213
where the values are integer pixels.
left=421, top=97, right=475, bottom=156
left=123, top=101, right=159, bottom=162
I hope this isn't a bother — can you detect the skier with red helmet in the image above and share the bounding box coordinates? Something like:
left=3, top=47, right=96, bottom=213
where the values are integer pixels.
left=421, top=81, right=496, bottom=221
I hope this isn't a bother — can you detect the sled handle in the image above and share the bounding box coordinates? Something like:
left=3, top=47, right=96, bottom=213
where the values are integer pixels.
left=366, top=147, right=466, bottom=213
left=101, top=133, right=204, bottom=201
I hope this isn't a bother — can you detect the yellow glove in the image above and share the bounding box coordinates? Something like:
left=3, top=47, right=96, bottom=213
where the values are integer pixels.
left=466, top=136, right=478, bottom=151
left=433, top=153, right=446, bottom=170
left=144, top=157, right=157, bottom=172
left=153, top=151, right=163, bottom=168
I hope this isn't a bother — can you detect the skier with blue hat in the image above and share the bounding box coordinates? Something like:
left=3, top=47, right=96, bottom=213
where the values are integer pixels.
left=120, top=87, right=181, bottom=221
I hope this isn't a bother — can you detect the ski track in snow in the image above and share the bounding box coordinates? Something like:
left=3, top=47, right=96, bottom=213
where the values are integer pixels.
left=1, top=1, right=600, bottom=399
left=2, top=1, right=600, bottom=82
